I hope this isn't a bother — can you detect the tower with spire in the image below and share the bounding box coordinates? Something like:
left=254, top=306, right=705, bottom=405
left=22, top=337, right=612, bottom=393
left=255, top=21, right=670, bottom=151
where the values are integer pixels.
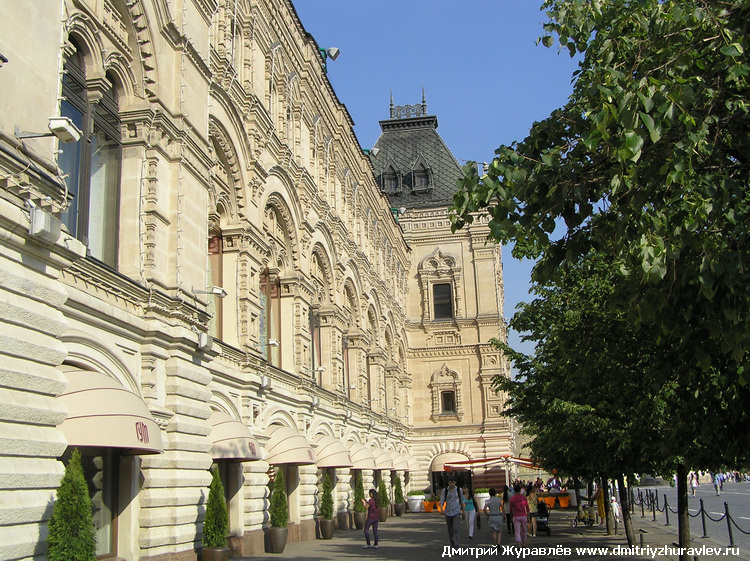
left=369, top=93, right=513, bottom=491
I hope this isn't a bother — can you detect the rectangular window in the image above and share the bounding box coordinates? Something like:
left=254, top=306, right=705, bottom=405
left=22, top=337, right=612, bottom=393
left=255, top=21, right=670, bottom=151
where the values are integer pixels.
left=441, top=391, right=456, bottom=414
left=433, top=283, right=453, bottom=319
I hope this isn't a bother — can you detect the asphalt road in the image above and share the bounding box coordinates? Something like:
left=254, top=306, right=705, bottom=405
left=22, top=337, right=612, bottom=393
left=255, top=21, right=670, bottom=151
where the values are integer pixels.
left=636, top=480, right=750, bottom=553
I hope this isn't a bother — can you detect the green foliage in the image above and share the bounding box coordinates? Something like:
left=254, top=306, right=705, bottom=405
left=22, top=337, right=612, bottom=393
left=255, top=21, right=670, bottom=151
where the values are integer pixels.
left=353, top=472, right=366, bottom=513
left=269, top=469, right=288, bottom=527
left=450, top=0, right=750, bottom=470
left=393, top=474, right=404, bottom=504
left=377, top=478, right=390, bottom=507
left=319, top=474, right=334, bottom=520
left=203, top=468, right=228, bottom=548
left=450, top=0, right=750, bottom=395
left=407, top=490, right=425, bottom=496
left=473, top=488, right=489, bottom=494
left=48, top=449, right=96, bottom=561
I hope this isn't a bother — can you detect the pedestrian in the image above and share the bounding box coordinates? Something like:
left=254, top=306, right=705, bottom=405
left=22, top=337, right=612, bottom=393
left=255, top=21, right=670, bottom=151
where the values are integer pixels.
left=362, top=488, right=379, bottom=549
left=526, top=484, right=538, bottom=538
left=592, top=485, right=606, bottom=526
left=509, top=483, right=530, bottom=547
left=483, top=487, right=504, bottom=547
left=689, top=472, right=698, bottom=497
left=439, top=477, right=464, bottom=547
left=713, top=472, right=721, bottom=496
left=502, top=485, right=512, bottom=534
left=462, top=486, right=478, bottom=539
left=610, top=497, right=621, bottom=523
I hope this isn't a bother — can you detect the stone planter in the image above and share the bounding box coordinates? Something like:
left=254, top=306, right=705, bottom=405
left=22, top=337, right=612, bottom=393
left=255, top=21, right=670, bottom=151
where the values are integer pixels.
left=378, top=506, right=388, bottom=522
left=353, top=511, right=366, bottom=529
left=268, top=526, right=288, bottom=554
left=201, top=547, right=230, bottom=561
left=394, top=502, right=404, bottom=516
left=474, top=493, right=490, bottom=511
left=319, top=518, right=335, bottom=540
left=406, top=495, right=425, bottom=512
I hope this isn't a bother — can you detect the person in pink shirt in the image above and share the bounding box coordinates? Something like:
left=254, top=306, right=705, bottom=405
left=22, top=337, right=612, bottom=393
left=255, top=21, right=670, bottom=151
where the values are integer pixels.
left=509, top=483, right=529, bottom=547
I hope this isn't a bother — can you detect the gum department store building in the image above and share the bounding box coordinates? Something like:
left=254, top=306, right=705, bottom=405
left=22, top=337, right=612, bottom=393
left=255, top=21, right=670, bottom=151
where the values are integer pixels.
left=0, top=0, right=513, bottom=559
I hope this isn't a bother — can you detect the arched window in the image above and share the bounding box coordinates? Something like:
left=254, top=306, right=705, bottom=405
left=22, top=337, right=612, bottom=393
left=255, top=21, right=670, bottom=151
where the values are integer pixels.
left=59, top=40, right=122, bottom=267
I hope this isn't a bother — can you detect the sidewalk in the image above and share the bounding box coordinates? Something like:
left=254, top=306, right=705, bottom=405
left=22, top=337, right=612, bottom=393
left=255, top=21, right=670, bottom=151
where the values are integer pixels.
left=232, top=508, right=748, bottom=560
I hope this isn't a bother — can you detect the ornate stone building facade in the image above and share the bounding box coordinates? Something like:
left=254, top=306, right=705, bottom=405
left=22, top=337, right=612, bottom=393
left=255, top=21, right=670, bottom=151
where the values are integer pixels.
left=0, top=1, right=510, bottom=560
left=370, top=95, right=513, bottom=493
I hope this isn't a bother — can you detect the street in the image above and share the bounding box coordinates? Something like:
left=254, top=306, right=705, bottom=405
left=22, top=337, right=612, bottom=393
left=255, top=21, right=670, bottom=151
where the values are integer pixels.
left=636, top=481, right=750, bottom=553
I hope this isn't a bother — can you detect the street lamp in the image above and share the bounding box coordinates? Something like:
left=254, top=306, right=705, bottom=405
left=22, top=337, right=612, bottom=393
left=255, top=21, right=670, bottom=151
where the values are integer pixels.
left=319, top=47, right=340, bottom=72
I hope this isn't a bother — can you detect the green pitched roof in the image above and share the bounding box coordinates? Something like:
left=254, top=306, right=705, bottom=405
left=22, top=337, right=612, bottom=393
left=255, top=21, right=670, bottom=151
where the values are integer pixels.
left=369, top=102, right=463, bottom=209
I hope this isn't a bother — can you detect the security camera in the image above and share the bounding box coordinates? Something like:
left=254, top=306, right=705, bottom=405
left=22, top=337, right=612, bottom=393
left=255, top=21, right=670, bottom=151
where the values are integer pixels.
left=48, top=117, right=82, bottom=143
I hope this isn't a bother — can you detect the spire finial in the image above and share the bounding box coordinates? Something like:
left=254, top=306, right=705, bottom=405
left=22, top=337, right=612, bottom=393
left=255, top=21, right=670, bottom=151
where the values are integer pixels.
left=390, top=89, right=395, bottom=118
left=422, top=86, right=427, bottom=115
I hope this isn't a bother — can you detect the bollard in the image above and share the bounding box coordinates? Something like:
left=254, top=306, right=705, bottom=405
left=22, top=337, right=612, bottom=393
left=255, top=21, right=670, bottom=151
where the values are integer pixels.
left=700, top=499, right=708, bottom=538
left=641, top=491, right=645, bottom=518
left=725, top=502, right=735, bottom=547
left=652, top=491, right=657, bottom=522
left=664, top=494, right=670, bottom=526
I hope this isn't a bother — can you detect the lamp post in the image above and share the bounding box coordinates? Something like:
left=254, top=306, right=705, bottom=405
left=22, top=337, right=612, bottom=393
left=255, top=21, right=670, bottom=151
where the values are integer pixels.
left=318, top=47, right=340, bottom=72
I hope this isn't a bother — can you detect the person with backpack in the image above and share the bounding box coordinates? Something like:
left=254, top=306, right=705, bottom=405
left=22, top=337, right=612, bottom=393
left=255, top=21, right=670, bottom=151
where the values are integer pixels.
left=439, top=477, right=464, bottom=547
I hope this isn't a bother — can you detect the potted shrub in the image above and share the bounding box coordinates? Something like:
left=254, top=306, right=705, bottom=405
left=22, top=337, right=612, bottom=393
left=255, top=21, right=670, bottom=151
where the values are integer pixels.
left=268, top=469, right=288, bottom=553
left=352, top=471, right=367, bottom=529
left=406, top=490, right=425, bottom=512
left=393, top=474, right=404, bottom=516
left=377, top=478, right=390, bottom=522
left=48, top=448, right=96, bottom=561
left=318, top=474, right=335, bottom=539
left=423, top=494, right=437, bottom=513
left=202, top=467, right=230, bottom=561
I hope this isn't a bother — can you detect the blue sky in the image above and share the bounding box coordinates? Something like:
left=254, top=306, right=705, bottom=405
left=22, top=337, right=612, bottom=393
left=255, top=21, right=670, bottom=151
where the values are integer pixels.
left=293, top=0, right=580, bottom=358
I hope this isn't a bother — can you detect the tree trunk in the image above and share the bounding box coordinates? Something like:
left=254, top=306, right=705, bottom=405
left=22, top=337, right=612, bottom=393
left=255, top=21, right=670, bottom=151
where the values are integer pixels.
left=617, top=474, right=636, bottom=546
left=573, top=476, right=583, bottom=514
left=601, top=477, right=613, bottom=535
left=676, top=464, right=691, bottom=561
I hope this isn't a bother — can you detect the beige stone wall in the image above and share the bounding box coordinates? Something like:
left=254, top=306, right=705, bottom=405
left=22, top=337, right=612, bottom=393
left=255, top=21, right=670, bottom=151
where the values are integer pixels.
left=0, top=0, right=510, bottom=559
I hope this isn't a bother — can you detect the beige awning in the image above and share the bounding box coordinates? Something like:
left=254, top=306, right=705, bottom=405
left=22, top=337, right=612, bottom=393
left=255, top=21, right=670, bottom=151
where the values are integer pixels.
left=389, top=450, right=410, bottom=472
left=209, top=411, right=261, bottom=462
left=347, top=442, right=377, bottom=470
left=314, top=434, right=353, bottom=468
left=265, top=425, right=317, bottom=465
left=57, top=367, right=163, bottom=455
left=430, top=452, right=468, bottom=472
left=371, top=448, right=395, bottom=470
left=407, top=454, right=420, bottom=473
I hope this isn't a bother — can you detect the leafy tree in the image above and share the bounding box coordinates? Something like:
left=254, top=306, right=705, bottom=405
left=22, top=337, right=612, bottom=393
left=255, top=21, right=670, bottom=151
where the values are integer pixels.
left=353, top=471, right=366, bottom=513
left=269, top=469, right=288, bottom=527
left=48, top=448, right=96, bottom=561
left=495, top=252, right=667, bottom=543
left=203, top=467, right=228, bottom=548
left=450, top=1, right=750, bottom=556
left=319, top=474, right=334, bottom=520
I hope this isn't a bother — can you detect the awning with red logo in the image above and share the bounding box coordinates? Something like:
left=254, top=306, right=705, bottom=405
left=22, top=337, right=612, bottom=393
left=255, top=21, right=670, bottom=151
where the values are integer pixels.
left=57, top=366, right=163, bottom=455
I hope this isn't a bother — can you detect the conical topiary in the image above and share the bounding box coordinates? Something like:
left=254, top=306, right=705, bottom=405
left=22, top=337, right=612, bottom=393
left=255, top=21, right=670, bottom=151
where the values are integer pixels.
left=353, top=471, right=366, bottom=512
left=269, top=469, right=288, bottom=527
left=203, top=467, right=228, bottom=548
left=320, top=474, right=334, bottom=519
left=393, top=473, right=404, bottom=504
left=47, top=448, right=96, bottom=561
left=378, top=477, right=390, bottom=506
